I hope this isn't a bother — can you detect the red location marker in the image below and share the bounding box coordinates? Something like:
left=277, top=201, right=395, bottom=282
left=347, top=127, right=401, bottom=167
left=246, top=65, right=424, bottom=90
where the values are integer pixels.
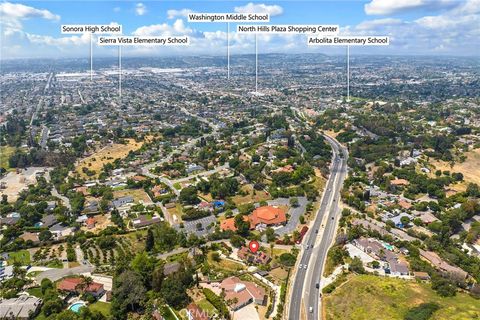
left=249, top=240, right=259, bottom=253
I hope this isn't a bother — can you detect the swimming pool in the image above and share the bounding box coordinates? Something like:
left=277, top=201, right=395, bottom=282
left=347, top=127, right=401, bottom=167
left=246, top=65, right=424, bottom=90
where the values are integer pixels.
left=69, top=302, right=86, bottom=313
left=382, top=243, right=394, bottom=251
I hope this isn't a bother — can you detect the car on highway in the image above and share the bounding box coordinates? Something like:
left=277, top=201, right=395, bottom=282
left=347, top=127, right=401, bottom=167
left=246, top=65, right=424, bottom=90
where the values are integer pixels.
left=309, top=306, right=313, bottom=313
left=316, top=283, right=319, bottom=289
left=315, top=229, right=319, bottom=234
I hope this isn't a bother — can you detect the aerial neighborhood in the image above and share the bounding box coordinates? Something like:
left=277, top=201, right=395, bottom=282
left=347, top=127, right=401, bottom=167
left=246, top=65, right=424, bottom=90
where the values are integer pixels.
left=1, top=1, right=480, bottom=319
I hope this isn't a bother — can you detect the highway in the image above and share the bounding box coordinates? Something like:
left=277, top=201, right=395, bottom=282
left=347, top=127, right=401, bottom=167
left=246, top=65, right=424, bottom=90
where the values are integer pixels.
left=288, top=134, right=348, bottom=320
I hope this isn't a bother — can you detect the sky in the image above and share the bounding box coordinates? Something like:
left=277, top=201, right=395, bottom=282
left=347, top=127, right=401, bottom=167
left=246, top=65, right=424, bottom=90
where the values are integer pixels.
left=0, top=0, right=479, bottom=59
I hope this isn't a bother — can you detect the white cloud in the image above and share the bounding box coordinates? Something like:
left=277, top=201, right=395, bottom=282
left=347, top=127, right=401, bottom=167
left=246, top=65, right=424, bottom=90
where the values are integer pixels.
left=0, top=2, right=60, bottom=33
left=0, top=2, right=60, bottom=21
left=356, top=18, right=403, bottom=30
left=26, top=32, right=90, bottom=47
left=1, top=1, right=479, bottom=58
left=234, top=2, right=283, bottom=16
left=415, top=0, right=480, bottom=30
left=135, top=3, right=147, bottom=16
left=342, top=0, right=479, bottom=55
left=364, top=0, right=457, bottom=15
left=167, top=8, right=194, bottom=19
left=132, top=19, right=196, bottom=37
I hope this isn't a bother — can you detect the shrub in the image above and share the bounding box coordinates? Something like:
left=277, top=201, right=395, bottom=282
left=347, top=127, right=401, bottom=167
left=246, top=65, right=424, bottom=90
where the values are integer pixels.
left=404, top=302, right=440, bottom=320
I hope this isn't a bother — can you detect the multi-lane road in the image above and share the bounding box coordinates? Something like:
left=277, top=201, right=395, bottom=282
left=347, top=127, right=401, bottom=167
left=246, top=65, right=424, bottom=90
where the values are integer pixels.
left=288, top=134, right=348, bottom=320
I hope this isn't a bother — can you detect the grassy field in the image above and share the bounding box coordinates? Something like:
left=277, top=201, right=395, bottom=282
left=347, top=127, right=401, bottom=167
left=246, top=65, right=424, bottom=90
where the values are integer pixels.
left=27, top=287, right=43, bottom=298
left=75, top=139, right=143, bottom=178
left=46, top=259, right=64, bottom=268
left=121, top=230, right=147, bottom=252
left=312, top=168, right=327, bottom=191
left=0, top=146, right=15, bottom=170
left=197, top=298, right=218, bottom=316
left=269, top=267, right=289, bottom=283
left=323, top=275, right=480, bottom=320
left=162, top=306, right=179, bottom=320
left=8, top=250, right=31, bottom=265
left=113, top=188, right=152, bottom=203
left=430, top=148, right=480, bottom=186
left=207, top=252, right=244, bottom=272
left=232, top=184, right=271, bottom=206
left=89, top=301, right=111, bottom=316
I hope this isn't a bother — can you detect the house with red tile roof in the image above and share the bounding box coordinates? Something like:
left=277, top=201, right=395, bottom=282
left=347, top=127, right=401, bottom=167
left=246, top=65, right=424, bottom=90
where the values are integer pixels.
left=220, top=206, right=287, bottom=232
left=398, top=200, right=413, bottom=210
left=391, top=178, right=410, bottom=186
left=220, top=215, right=250, bottom=232
left=86, top=217, right=96, bottom=229
left=272, top=164, right=294, bottom=174
left=249, top=206, right=286, bottom=230
left=220, top=276, right=266, bottom=311
left=220, top=217, right=237, bottom=232
left=57, top=277, right=105, bottom=297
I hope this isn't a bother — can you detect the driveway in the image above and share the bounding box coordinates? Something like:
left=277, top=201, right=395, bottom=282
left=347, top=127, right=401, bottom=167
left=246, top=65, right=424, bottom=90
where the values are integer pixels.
left=35, top=265, right=94, bottom=282
left=233, top=304, right=260, bottom=320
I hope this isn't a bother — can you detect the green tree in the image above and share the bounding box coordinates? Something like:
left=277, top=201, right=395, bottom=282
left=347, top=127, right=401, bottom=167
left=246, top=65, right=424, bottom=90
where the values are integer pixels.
left=145, top=228, right=154, bottom=252
left=349, top=257, right=365, bottom=274
left=111, top=271, right=146, bottom=319
left=39, top=230, right=52, bottom=242
left=265, top=227, right=277, bottom=243
left=152, top=265, right=165, bottom=292
left=130, top=251, right=155, bottom=288
left=230, top=235, right=245, bottom=248
left=179, top=186, right=200, bottom=205
left=41, top=278, right=53, bottom=294
left=279, top=253, right=296, bottom=267
left=234, top=214, right=250, bottom=236
left=431, top=276, right=456, bottom=297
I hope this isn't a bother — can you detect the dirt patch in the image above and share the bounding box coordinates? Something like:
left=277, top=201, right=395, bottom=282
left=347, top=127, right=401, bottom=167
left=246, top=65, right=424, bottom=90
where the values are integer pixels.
left=113, top=188, right=153, bottom=205
left=430, top=148, right=480, bottom=185
left=75, top=139, right=143, bottom=179
left=0, top=167, right=49, bottom=202
left=269, top=267, right=289, bottom=282
left=81, top=214, right=114, bottom=234
left=232, top=184, right=271, bottom=206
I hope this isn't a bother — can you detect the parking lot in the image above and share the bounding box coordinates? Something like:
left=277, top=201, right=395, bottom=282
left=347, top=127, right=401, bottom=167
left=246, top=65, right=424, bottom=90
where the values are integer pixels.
left=174, top=215, right=217, bottom=237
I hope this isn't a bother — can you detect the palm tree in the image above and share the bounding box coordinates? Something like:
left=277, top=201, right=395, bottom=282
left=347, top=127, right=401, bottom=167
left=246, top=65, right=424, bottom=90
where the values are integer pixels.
left=77, top=275, right=94, bottom=294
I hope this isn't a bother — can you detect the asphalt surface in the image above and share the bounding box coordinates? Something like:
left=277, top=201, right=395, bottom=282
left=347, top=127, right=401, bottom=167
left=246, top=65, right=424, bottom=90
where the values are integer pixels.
left=35, top=265, right=94, bottom=282
left=288, top=134, right=348, bottom=320
left=270, top=197, right=308, bottom=236
left=174, top=215, right=217, bottom=237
